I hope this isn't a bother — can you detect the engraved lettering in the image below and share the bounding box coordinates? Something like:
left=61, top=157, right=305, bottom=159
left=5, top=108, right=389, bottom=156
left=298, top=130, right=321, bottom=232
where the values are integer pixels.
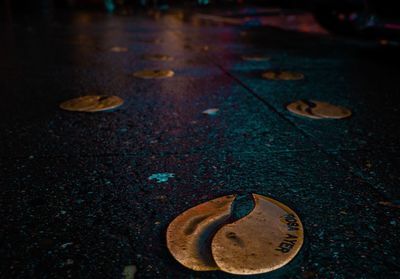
left=276, top=214, right=301, bottom=253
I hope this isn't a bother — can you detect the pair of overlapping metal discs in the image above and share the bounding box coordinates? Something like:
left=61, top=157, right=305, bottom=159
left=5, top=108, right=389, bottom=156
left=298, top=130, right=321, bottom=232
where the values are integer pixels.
left=287, top=100, right=352, bottom=119
left=59, top=95, right=124, bottom=112
left=167, top=194, right=304, bottom=275
left=257, top=69, right=351, bottom=119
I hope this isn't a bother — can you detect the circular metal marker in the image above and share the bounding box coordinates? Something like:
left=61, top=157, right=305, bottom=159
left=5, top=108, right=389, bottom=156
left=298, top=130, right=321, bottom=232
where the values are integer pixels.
left=261, top=71, right=304, bottom=81
left=287, top=100, right=351, bottom=119
left=211, top=194, right=304, bottom=275
left=241, top=55, right=270, bottom=62
left=166, top=195, right=236, bottom=271
left=132, top=69, right=174, bottom=79
left=59, top=95, right=124, bottom=112
left=141, top=54, right=174, bottom=61
left=109, top=46, right=128, bottom=52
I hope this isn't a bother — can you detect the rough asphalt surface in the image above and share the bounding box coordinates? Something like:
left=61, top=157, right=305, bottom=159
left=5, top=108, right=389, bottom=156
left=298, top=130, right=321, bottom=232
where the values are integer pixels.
left=1, top=8, right=399, bottom=279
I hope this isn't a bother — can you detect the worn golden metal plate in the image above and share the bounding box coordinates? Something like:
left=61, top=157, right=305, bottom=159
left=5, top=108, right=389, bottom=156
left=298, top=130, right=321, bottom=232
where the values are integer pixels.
left=141, top=54, right=174, bottom=61
left=132, top=69, right=174, bottom=79
left=211, top=194, right=304, bottom=275
left=167, top=194, right=303, bottom=275
left=241, top=55, right=270, bottom=62
left=166, top=195, right=236, bottom=271
left=262, top=71, right=304, bottom=80
left=287, top=100, right=351, bottom=119
left=59, top=95, right=124, bottom=112
left=109, top=46, right=128, bottom=52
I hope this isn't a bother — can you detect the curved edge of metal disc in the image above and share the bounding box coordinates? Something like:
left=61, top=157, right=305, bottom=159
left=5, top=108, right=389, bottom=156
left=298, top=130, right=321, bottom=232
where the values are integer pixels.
left=166, top=195, right=236, bottom=271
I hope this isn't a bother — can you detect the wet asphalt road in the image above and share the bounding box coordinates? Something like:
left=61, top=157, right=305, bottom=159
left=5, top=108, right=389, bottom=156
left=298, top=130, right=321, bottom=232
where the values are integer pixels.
left=1, top=8, right=400, bottom=279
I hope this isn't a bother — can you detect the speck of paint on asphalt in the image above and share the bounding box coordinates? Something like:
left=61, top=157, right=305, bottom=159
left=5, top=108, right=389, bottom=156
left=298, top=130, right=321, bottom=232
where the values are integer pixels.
left=148, top=173, right=175, bottom=183
left=202, top=108, right=219, bottom=116
left=60, top=242, right=73, bottom=249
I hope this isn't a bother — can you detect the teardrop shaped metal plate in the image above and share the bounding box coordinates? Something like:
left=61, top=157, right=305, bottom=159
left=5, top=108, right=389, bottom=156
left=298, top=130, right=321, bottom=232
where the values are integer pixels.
left=211, top=194, right=304, bottom=275
left=166, top=195, right=236, bottom=271
left=309, top=100, right=352, bottom=119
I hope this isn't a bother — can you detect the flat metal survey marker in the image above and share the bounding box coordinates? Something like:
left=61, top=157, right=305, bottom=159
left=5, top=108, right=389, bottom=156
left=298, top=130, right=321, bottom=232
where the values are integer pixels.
left=132, top=69, right=175, bottom=79
left=262, top=70, right=304, bottom=80
left=109, top=46, right=128, bottom=52
left=59, top=95, right=124, bottom=112
left=166, top=194, right=303, bottom=275
left=141, top=54, right=174, bottom=61
left=287, top=100, right=352, bottom=119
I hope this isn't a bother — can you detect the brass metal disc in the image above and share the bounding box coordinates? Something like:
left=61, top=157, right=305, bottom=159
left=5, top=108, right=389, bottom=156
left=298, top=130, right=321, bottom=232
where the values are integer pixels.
left=309, top=100, right=352, bottom=119
left=141, top=54, right=174, bottom=61
left=287, top=100, right=351, bottom=119
left=132, top=69, right=174, bottom=79
left=59, top=95, right=124, bottom=112
left=166, top=195, right=236, bottom=271
left=109, top=46, right=128, bottom=52
left=211, top=194, right=304, bottom=275
left=262, top=71, right=304, bottom=81
left=241, top=55, right=270, bottom=62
